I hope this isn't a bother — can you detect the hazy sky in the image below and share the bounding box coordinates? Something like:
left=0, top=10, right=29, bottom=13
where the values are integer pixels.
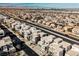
left=0, top=3, right=79, bottom=8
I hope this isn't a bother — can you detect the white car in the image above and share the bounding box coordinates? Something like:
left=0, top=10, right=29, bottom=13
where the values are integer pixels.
left=0, top=29, right=5, bottom=37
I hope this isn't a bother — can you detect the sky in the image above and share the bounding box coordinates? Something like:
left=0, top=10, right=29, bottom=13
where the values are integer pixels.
left=0, top=3, right=79, bottom=9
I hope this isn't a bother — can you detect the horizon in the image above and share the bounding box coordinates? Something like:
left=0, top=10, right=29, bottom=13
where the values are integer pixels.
left=0, top=3, right=79, bottom=9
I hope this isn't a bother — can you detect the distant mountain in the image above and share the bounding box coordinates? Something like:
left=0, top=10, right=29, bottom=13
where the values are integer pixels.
left=0, top=3, right=79, bottom=9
